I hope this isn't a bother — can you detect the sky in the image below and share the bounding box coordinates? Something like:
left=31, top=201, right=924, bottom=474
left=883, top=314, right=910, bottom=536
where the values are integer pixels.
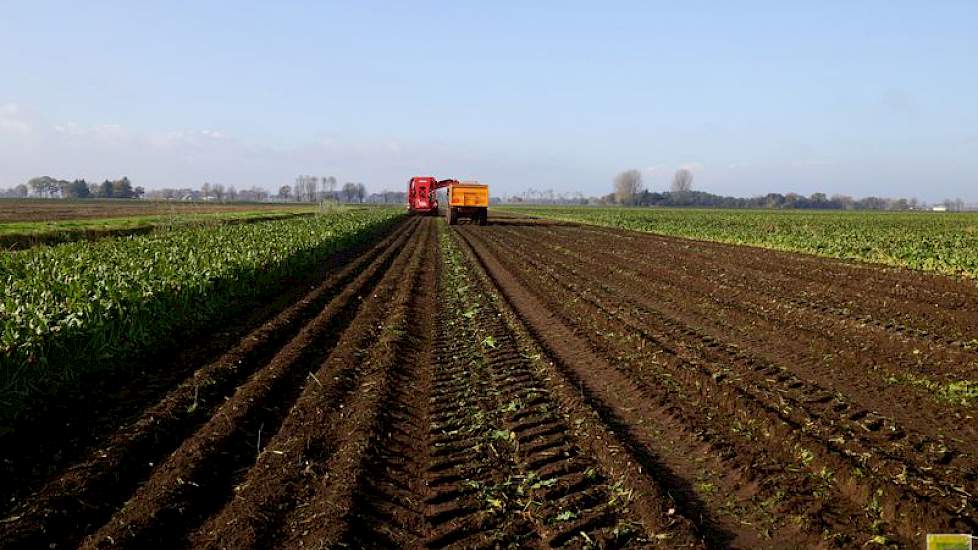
left=1, top=1, right=976, bottom=201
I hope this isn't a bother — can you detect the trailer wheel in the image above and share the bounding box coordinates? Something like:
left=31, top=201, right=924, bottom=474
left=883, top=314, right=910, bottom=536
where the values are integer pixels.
left=447, top=207, right=457, bottom=225
left=478, top=209, right=488, bottom=226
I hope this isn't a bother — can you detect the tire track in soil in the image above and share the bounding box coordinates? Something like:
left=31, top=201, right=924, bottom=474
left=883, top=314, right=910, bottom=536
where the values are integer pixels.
left=482, top=224, right=978, bottom=534
left=448, top=227, right=707, bottom=549
left=342, top=223, right=703, bottom=549
left=0, top=217, right=419, bottom=550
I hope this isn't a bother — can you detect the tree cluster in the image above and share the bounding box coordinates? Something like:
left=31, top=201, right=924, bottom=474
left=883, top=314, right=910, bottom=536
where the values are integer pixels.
left=143, top=184, right=270, bottom=202
left=616, top=190, right=932, bottom=211
left=504, top=189, right=587, bottom=205
left=276, top=176, right=367, bottom=203
left=10, top=176, right=144, bottom=199
left=597, top=169, right=940, bottom=211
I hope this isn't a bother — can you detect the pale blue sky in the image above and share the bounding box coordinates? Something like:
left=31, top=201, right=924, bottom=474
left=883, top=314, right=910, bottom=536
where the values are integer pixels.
left=1, top=1, right=976, bottom=200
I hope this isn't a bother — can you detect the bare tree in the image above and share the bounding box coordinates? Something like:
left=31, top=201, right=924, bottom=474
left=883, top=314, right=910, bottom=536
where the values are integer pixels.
left=356, top=182, right=366, bottom=203
left=308, top=176, right=319, bottom=202
left=323, top=176, right=336, bottom=199
left=290, top=175, right=321, bottom=202
left=201, top=182, right=211, bottom=200
left=28, top=177, right=47, bottom=197
left=342, top=182, right=357, bottom=202
left=671, top=169, right=694, bottom=194
left=613, top=169, right=644, bottom=206
left=278, top=185, right=291, bottom=200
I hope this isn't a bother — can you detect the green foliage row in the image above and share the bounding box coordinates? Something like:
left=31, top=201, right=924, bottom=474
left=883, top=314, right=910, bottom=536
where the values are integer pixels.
left=502, top=206, right=978, bottom=279
left=0, top=207, right=403, bottom=421
left=0, top=209, right=318, bottom=250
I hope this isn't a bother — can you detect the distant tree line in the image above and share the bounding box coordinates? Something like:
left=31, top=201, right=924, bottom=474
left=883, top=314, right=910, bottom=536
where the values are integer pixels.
left=0, top=176, right=143, bottom=199
left=277, top=176, right=385, bottom=204
left=0, top=174, right=396, bottom=204
left=503, top=168, right=970, bottom=211
left=130, top=176, right=406, bottom=204
left=143, top=183, right=271, bottom=202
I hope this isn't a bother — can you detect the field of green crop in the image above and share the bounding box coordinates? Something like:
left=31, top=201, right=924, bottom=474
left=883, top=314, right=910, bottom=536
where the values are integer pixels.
left=0, top=207, right=402, bottom=425
left=0, top=209, right=316, bottom=249
left=501, top=206, right=978, bottom=279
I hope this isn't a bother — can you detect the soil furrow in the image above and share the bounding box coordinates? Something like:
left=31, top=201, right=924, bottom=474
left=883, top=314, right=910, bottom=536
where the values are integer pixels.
left=274, top=218, right=438, bottom=548
left=511, top=223, right=978, bottom=379
left=78, top=217, right=427, bottom=549
left=468, top=220, right=978, bottom=545
left=482, top=223, right=978, bottom=535
left=0, top=218, right=415, bottom=549
left=539, top=221, right=978, bottom=342
left=457, top=224, right=877, bottom=547
left=519, top=214, right=978, bottom=321
left=0, top=216, right=409, bottom=516
left=184, top=218, right=435, bottom=549
left=7, top=211, right=978, bottom=550
left=453, top=226, right=709, bottom=548
left=486, top=225, right=978, bottom=486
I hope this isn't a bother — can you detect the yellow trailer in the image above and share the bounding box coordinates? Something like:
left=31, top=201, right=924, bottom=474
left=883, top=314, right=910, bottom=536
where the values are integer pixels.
left=446, top=181, right=489, bottom=225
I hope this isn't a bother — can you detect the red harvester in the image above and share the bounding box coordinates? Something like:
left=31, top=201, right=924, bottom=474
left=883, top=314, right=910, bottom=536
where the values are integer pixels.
left=407, top=176, right=489, bottom=225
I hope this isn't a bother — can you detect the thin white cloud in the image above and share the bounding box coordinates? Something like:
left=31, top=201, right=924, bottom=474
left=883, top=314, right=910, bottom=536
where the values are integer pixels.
left=0, top=102, right=572, bottom=194
left=0, top=103, right=34, bottom=135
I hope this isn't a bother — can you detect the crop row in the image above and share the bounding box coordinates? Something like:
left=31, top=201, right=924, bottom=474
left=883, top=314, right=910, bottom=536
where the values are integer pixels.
left=502, top=206, right=978, bottom=278
left=0, top=209, right=316, bottom=250
left=0, top=207, right=403, bottom=424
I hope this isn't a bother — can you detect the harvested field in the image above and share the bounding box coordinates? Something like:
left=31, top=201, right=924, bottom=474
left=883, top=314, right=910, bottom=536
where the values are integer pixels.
left=0, top=198, right=313, bottom=223
left=2, top=213, right=976, bottom=549
left=0, top=200, right=323, bottom=249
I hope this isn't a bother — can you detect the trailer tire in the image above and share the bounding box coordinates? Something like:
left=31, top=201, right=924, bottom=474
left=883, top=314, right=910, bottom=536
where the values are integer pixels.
left=447, top=207, right=457, bottom=225
left=478, top=209, right=488, bottom=226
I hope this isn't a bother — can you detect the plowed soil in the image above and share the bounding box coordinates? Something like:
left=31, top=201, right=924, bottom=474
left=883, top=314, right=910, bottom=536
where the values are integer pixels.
left=0, top=199, right=312, bottom=222
left=2, top=213, right=976, bottom=549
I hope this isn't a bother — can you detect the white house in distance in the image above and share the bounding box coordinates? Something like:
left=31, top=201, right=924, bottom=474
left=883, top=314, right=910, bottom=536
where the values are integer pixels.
left=932, top=205, right=948, bottom=212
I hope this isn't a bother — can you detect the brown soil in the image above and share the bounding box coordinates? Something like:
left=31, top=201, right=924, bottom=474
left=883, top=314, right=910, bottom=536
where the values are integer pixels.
left=2, top=212, right=976, bottom=549
left=0, top=199, right=312, bottom=223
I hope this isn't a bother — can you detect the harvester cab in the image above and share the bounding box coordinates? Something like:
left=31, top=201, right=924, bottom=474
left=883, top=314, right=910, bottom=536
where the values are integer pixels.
left=407, top=176, right=438, bottom=215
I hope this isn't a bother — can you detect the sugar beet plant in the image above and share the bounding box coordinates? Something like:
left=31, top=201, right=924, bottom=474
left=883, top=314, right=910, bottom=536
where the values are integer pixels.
left=0, top=207, right=402, bottom=422
left=504, top=206, right=978, bottom=279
